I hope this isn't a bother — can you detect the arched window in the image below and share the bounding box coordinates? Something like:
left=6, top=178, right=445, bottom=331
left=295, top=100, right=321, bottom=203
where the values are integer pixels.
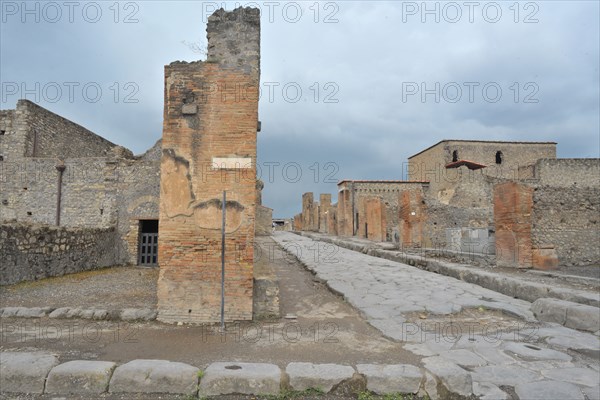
left=452, top=150, right=458, bottom=162
left=496, top=151, right=503, bottom=164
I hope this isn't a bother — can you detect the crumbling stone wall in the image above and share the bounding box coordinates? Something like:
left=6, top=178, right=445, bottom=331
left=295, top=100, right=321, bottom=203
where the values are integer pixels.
left=532, top=186, right=599, bottom=266
left=0, top=223, right=116, bottom=285
left=409, top=140, right=556, bottom=185
left=337, top=181, right=426, bottom=241
left=256, top=205, right=273, bottom=236
left=534, top=158, right=600, bottom=187
left=0, top=100, right=118, bottom=161
left=0, top=110, right=15, bottom=161
left=0, top=158, right=117, bottom=227
left=115, top=141, right=161, bottom=264
left=157, top=7, right=260, bottom=324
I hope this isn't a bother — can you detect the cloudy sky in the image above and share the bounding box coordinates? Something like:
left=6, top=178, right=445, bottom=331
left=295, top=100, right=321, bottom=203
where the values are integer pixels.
left=1, top=1, right=598, bottom=217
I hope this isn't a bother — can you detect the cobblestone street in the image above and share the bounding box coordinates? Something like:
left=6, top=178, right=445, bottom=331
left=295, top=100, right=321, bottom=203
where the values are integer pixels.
left=273, top=232, right=600, bottom=399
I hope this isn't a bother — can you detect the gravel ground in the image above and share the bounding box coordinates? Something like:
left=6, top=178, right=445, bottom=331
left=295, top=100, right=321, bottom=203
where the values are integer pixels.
left=0, top=267, right=158, bottom=309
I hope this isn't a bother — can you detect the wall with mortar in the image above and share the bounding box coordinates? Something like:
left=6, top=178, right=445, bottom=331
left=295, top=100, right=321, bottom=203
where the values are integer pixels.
left=408, top=140, right=556, bottom=198
left=0, top=110, right=15, bottom=161
left=256, top=205, right=273, bottom=236
left=157, top=7, right=260, bottom=324
left=1, top=100, right=119, bottom=161
left=0, top=223, right=116, bottom=285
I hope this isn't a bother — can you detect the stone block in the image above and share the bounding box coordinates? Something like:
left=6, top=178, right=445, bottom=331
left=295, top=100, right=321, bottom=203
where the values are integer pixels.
left=0, top=351, right=59, bottom=393
left=109, top=359, right=199, bottom=394
left=357, top=364, right=423, bottom=394
left=422, top=356, right=472, bottom=396
left=515, top=380, right=584, bottom=400
left=286, top=362, right=354, bottom=393
left=198, top=362, right=281, bottom=396
left=46, top=360, right=116, bottom=394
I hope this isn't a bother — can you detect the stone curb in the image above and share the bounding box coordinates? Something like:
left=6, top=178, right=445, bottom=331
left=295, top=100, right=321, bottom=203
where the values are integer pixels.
left=299, top=232, right=600, bottom=309
left=1, top=354, right=481, bottom=399
left=532, top=298, right=600, bottom=334
left=0, top=307, right=157, bottom=322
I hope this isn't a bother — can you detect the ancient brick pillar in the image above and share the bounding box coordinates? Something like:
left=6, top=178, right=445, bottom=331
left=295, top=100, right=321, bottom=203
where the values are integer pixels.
left=319, top=194, right=332, bottom=233
left=157, top=7, right=260, bottom=323
left=364, top=198, right=386, bottom=242
left=494, top=182, right=533, bottom=268
left=398, top=188, right=426, bottom=248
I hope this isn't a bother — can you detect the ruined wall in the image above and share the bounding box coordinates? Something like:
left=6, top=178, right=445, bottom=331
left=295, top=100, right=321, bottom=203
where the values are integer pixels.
left=337, top=181, right=426, bottom=241
left=0, top=110, right=15, bottom=162
left=115, top=141, right=161, bottom=264
left=409, top=140, right=556, bottom=184
left=1, top=100, right=118, bottom=161
left=0, top=158, right=117, bottom=227
left=534, top=158, right=600, bottom=187
left=256, top=205, right=273, bottom=236
left=0, top=223, right=116, bottom=285
left=532, top=186, right=599, bottom=266
left=494, top=182, right=533, bottom=268
left=157, top=7, right=260, bottom=324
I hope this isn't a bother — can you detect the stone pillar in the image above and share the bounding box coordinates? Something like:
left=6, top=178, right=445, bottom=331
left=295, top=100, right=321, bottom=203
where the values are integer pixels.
left=398, top=188, right=426, bottom=248
left=157, top=7, right=260, bottom=324
left=364, top=197, right=386, bottom=242
left=319, top=194, right=332, bottom=233
left=494, top=182, right=533, bottom=268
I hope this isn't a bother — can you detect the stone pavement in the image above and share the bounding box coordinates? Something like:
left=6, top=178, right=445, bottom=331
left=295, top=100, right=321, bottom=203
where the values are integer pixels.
left=273, top=231, right=600, bottom=399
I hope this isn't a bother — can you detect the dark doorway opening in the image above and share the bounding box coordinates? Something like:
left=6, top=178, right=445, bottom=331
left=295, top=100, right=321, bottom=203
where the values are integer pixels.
left=138, top=220, right=159, bottom=266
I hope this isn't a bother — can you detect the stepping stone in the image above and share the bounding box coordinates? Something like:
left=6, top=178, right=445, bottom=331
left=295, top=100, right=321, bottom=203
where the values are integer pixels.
left=503, top=342, right=571, bottom=362
left=46, top=360, right=116, bottom=394
left=110, top=359, right=199, bottom=395
left=0, top=351, right=59, bottom=393
left=357, top=364, right=423, bottom=394
left=198, top=362, right=281, bottom=396
left=286, top=363, right=354, bottom=392
left=422, top=356, right=472, bottom=396
left=542, top=367, right=600, bottom=387
left=515, top=380, right=584, bottom=400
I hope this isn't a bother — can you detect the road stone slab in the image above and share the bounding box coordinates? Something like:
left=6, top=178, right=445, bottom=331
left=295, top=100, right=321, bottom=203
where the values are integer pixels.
left=286, top=362, right=354, bottom=392
left=199, top=362, right=281, bottom=396
left=422, top=356, right=472, bottom=396
left=473, top=381, right=509, bottom=400
left=541, top=367, right=600, bottom=387
left=470, top=365, right=540, bottom=386
left=46, top=360, right=116, bottom=394
left=0, top=352, right=59, bottom=394
left=503, top=341, right=572, bottom=362
left=109, top=359, right=199, bottom=395
left=357, top=364, right=423, bottom=394
left=514, top=380, right=585, bottom=400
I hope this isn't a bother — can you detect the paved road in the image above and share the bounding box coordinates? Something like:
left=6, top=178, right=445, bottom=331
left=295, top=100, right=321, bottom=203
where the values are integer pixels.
left=274, top=232, right=600, bottom=400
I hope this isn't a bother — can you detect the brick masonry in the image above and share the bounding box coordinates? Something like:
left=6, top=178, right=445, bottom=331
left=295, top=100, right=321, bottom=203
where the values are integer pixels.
left=157, top=7, right=260, bottom=324
left=494, top=182, right=533, bottom=268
